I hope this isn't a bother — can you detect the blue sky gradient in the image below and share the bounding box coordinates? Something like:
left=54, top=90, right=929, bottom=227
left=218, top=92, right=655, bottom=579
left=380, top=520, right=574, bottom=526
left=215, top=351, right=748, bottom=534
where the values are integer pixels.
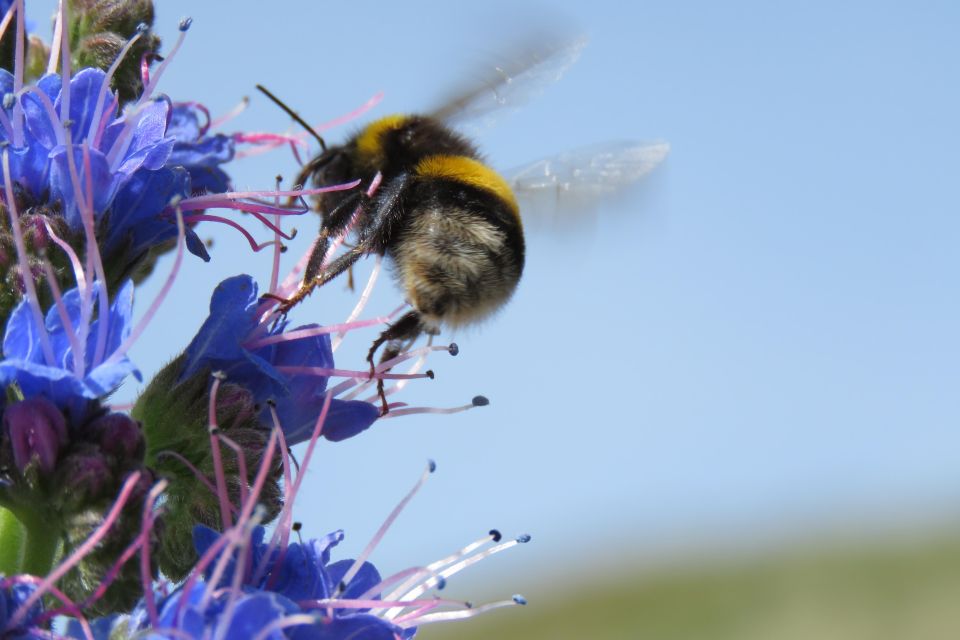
left=30, top=0, right=960, bottom=593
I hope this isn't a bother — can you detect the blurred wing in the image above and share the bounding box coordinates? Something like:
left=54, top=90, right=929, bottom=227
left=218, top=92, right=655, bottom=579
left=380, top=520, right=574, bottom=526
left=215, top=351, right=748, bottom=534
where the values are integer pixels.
left=505, top=141, right=670, bottom=203
left=430, top=36, right=588, bottom=136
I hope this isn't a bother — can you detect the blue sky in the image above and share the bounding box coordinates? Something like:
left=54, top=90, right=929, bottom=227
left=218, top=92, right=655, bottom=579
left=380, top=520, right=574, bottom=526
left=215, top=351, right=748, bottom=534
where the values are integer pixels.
left=31, top=0, right=960, bottom=594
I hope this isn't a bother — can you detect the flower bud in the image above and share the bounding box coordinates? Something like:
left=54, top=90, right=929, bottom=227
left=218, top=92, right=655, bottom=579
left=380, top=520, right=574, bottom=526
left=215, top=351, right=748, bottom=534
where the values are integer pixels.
left=84, top=412, right=145, bottom=462
left=70, top=0, right=162, bottom=104
left=57, top=451, right=112, bottom=502
left=3, top=397, right=67, bottom=473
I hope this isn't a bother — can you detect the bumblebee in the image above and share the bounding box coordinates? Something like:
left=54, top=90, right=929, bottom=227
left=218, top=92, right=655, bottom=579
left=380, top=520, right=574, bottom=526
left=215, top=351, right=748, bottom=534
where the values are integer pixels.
left=257, top=37, right=668, bottom=413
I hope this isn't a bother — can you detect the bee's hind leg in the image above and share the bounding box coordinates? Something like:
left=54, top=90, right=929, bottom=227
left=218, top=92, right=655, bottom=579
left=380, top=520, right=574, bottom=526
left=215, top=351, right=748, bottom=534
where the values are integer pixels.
left=367, top=311, right=424, bottom=415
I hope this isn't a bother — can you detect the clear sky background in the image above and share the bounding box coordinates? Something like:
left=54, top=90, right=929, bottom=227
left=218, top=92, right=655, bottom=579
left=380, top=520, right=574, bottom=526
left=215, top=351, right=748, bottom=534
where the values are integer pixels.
left=31, top=0, right=960, bottom=599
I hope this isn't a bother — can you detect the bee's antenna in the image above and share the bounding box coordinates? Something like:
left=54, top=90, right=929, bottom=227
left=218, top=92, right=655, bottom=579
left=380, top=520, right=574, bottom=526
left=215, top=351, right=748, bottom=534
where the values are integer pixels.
left=255, top=84, right=327, bottom=153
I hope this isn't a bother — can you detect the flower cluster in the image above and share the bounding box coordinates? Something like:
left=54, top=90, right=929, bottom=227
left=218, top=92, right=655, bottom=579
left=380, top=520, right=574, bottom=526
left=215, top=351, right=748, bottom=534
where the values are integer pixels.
left=0, top=1, right=520, bottom=639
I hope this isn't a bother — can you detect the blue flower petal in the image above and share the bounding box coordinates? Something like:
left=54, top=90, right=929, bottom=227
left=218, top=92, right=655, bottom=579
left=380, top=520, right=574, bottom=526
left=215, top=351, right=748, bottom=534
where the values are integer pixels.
left=326, top=559, right=382, bottom=605
left=49, top=145, right=118, bottom=227
left=56, top=68, right=114, bottom=142
left=180, top=275, right=263, bottom=381
left=288, top=614, right=401, bottom=640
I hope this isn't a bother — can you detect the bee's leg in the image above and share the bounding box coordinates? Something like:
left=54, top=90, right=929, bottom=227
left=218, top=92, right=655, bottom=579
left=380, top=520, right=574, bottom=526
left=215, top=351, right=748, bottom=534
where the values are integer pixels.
left=284, top=173, right=411, bottom=312
left=367, top=311, right=423, bottom=415
left=303, top=191, right=366, bottom=284
left=280, top=191, right=367, bottom=312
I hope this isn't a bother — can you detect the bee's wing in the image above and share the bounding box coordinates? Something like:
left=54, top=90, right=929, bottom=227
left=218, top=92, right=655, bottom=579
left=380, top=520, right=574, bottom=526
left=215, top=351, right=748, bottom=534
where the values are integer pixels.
left=504, top=140, right=670, bottom=205
left=429, top=36, right=588, bottom=136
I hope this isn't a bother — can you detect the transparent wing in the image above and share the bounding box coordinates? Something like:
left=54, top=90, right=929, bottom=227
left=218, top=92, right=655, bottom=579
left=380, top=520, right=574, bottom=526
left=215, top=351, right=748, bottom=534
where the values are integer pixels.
left=505, top=140, right=670, bottom=203
left=429, top=35, right=588, bottom=136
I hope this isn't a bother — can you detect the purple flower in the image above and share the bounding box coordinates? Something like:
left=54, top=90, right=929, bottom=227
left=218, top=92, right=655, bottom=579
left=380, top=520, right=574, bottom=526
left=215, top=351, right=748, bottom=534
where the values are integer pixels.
left=2, top=396, right=67, bottom=473
left=179, top=275, right=379, bottom=444
left=0, top=280, right=140, bottom=413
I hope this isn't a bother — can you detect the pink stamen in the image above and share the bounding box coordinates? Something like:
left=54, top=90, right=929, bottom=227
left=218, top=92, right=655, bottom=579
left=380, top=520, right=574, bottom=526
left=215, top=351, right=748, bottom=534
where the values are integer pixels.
left=392, top=601, right=445, bottom=626
left=182, top=183, right=360, bottom=205
left=11, top=0, right=25, bottom=145
left=155, top=450, right=238, bottom=515
left=269, top=175, right=283, bottom=295
left=19, top=86, right=66, bottom=146
left=236, top=427, right=279, bottom=525
left=390, top=538, right=525, bottom=609
left=102, top=209, right=186, bottom=367
left=0, top=3, right=16, bottom=49
left=273, top=173, right=378, bottom=300
left=312, top=91, right=384, bottom=133
left=43, top=219, right=88, bottom=303
left=181, top=214, right=281, bottom=252
left=217, top=523, right=254, bottom=637
left=0, top=101, right=15, bottom=141
left=198, top=430, right=278, bottom=612
left=357, top=566, right=438, bottom=602
left=83, top=146, right=111, bottom=367
left=1, top=151, right=57, bottom=366
left=275, top=365, right=431, bottom=381
left=174, top=101, right=211, bottom=136
left=91, top=94, right=119, bottom=149
left=106, top=20, right=188, bottom=170
left=216, top=433, right=249, bottom=509
left=272, top=393, right=333, bottom=553
left=378, top=404, right=477, bottom=419
left=398, top=599, right=524, bottom=627
left=208, top=375, right=234, bottom=530
left=57, top=0, right=71, bottom=126
left=137, top=20, right=187, bottom=106
left=196, top=528, right=245, bottom=613
left=250, top=410, right=292, bottom=586
left=9, top=471, right=143, bottom=628
left=332, top=256, right=383, bottom=352
left=139, top=481, right=169, bottom=628
left=178, top=199, right=306, bottom=222
left=177, top=529, right=240, bottom=622
left=249, top=615, right=317, bottom=640
left=8, top=576, right=91, bottom=639
left=46, top=1, right=63, bottom=75
left=336, top=461, right=435, bottom=594
left=139, top=51, right=151, bottom=89
left=41, top=261, right=83, bottom=375
left=301, top=597, right=456, bottom=611
left=74, top=532, right=145, bottom=612
left=210, top=96, right=249, bottom=130
left=381, top=532, right=497, bottom=603
left=60, top=132, right=102, bottom=373
left=338, top=343, right=444, bottom=401
left=87, top=28, right=144, bottom=141
left=243, top=312, right=395, bottom=350
left=233, top=131, right=308, bottom=147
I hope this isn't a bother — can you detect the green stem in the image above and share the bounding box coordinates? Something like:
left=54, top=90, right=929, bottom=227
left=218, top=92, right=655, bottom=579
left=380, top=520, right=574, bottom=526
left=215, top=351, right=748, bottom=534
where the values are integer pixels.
left=0, top=507, right=25, bottom=574
left=0, top=505, right=59, bottom=576
left=17, top=507, right=59, bottom=576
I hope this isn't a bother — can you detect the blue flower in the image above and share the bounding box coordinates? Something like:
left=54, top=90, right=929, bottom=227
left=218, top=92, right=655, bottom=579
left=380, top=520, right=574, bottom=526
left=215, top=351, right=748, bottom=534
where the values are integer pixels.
left=179, top=275, right=380, bottom=444
left=167, top=103, right=235, bottom=195
left=0, top=579, right=45, bottom=640
left=159, top=525, right=411, bottom=640
left=0, top=280, right=140, bottom=413
left=74, top=525, right=409, bottom=640
left=4, top=67, right=225, bottom=263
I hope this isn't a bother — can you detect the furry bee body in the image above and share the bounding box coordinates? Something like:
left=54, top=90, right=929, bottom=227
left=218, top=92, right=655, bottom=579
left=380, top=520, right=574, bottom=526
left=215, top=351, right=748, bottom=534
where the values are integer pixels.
left=303, top=114, right=525, bottom=331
